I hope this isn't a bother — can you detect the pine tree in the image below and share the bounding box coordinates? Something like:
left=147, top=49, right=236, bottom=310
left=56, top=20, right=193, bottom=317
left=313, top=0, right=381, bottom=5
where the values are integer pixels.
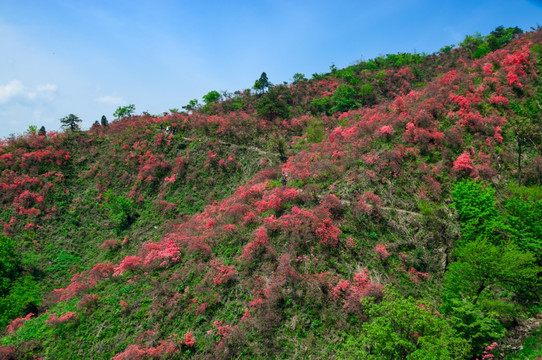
left=60, top=114, right=82, bottom=132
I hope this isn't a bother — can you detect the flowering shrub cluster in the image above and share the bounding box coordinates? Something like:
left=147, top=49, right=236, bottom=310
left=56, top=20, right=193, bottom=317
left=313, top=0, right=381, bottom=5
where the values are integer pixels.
left=45, top=312, right=78, bottom=326
left=6, top=313, right=34, bottom=334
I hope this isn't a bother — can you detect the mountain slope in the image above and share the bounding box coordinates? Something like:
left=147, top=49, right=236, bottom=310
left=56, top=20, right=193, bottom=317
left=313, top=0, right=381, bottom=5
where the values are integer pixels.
left=1, top=27, right=541, bottom=359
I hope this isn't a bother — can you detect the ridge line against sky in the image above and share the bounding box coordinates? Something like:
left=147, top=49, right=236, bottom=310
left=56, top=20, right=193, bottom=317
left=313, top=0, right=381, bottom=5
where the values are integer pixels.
left=1, top=0, right=542, bottom=139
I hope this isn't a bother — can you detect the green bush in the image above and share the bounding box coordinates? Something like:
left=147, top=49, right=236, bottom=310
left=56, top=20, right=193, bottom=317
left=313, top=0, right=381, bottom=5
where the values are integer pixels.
left=337, top=287, right=470, bottom=359
left=0, top=276, right=41, bottom=327
left=330, top=84, right=359, bottom=113
left=305, top=119, right=325, bottom=143
left=441, top=298, right=505, bottom=357
left=452, top=180, right=507, bottom=245
left=504, top=195, right=542, bottom=262
left=105, top=191, right=137, bottom=234
left=255, top=85, right=292, bottom=121
left=359, top=83, right=376, bottom=106
left=309, top=97, right=332, bottom=115
left=0, top=235, right=18, bottom=296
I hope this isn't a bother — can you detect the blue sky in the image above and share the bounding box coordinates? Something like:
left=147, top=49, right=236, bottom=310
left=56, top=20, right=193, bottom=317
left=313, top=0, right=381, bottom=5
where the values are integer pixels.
left=1, top=0, right=542, bottom=139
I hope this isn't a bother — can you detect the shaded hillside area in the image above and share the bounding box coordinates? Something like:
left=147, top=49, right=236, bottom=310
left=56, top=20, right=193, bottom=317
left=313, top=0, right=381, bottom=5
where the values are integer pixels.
left=1, top=27, right=542, bottom=359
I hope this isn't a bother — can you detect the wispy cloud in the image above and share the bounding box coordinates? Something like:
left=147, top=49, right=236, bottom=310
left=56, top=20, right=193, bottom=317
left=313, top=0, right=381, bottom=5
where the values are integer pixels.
left=0, top=80, right=57, bottom=103
left=95, top=95, right=124, bottom=105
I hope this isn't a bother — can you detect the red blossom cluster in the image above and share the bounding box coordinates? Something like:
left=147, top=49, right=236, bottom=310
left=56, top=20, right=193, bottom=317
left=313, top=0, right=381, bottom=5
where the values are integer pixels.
left=110, top=335, right=183, bottom=360
left=209, top=259, right=237, bottom=285
left=50, top=262, right=114, bottom=303
left=6, top=313, right=34, bottom=334
left=478, top=342, right=499, bottom=360
left=331, top=268, right=384, bottom=312
left=45, top=311, right=78, bottom=326
left=374, top=244, right=391, bottom=260
left=239, top=226, right=270, bottom=262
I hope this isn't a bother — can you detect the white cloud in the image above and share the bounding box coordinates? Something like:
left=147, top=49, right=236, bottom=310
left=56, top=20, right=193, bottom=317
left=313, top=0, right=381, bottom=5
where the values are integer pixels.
left=95, top=95, right=125, bottom=105
left=0, top=80, right=57, bottom=103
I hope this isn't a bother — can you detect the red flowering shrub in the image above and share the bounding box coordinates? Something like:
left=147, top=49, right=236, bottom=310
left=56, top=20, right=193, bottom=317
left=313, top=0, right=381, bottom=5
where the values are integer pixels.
left=354, top=192, right=383, bottom=217
left=140, top=239, right=180, bottom=269
left=318, top=193, right=344, bottom=217
left=254, top=186, right=300, bottom=214
left=374, top=244, right=391, bottom=260
left=209, top=259, right=237, bottom=285
left=489, top=95, right=509, bottom=106
left=113, top=256, right=143, bottom=276
left=239, top=226, right=269, bottom=262
left=0, top=345, right=15, bottom=360
left=482, top=63, right=493, bottom=74
left=331, top=268, right=384, bottom=313
left=183, top=331, right=195, bottom=347
left=315, top=219, right=342, bottom=247
left=453, top=152, right=473, bottom=172
left=110, top=335, right=182, bottom=360
left=88, top=262, right=115, bottom=281
left=6, top=313, right=34, bottom=334
left=379, top=125, right=394, bottom=137
left=46, top=311, right=78, bottom=326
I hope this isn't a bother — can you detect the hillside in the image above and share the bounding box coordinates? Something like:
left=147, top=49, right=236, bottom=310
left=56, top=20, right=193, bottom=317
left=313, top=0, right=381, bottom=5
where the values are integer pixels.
left=1, top=27, right=542, bottom=359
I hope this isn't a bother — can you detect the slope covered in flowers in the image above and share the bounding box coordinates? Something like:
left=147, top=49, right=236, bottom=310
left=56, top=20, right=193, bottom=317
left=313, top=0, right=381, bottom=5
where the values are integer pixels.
left=1, top=27, right=541, bottom=359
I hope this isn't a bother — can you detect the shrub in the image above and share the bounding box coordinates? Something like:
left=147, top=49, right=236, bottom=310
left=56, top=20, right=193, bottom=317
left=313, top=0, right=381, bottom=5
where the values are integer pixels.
left=330, top=84, right=359, bottom=113
left=255, top=85, right=292, bottom=121
left=105, top=191, right=137, bottom=234
left=0, top=276, right=41, bottom=327
left=305, top=119, right=325, bottom=143
left=309, top=97, right=332, bottom=115
left=0, top=235, right=18, bottom=297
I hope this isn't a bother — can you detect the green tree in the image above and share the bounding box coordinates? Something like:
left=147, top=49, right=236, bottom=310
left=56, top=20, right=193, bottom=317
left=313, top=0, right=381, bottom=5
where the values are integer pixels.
left=292, top=73, right=306, bottom=84
left=504, top=195, right=542, bottom=262
left=254, top=72, right=271, bottom=94
left=0, top=276, right=41, bottom=327
left=182, top=99, right=200, bottom=113
left=441, top=298, right=505, bottom=357
left=444, top=239, right=539, bottom=307
left=60, top=114, right=82, bottom=132
left=451, top=180, right=500, bottom=245
left=113, top=104, right=136, bottom=120
left=25, top=125, right=37, bottom=135
left=459, top=32, right=484, bottom=54
left=486, top=26, right=522, bottom=51
left=310, top=97, right=332, bottom=115
left=101, top=115, right=108, bottom=127
left=443, top=180, right=542, bottom=356
left=255, top=85, right=291, bottom=121
left=337, top=287, right=470, bottom=359
left=330, top=84, right=359, bottom=113
left=202, top=90, right=221, bottom=105
left=38, top=126, right=46, bottom=136
left=359, top=83, right=376, bottom=106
